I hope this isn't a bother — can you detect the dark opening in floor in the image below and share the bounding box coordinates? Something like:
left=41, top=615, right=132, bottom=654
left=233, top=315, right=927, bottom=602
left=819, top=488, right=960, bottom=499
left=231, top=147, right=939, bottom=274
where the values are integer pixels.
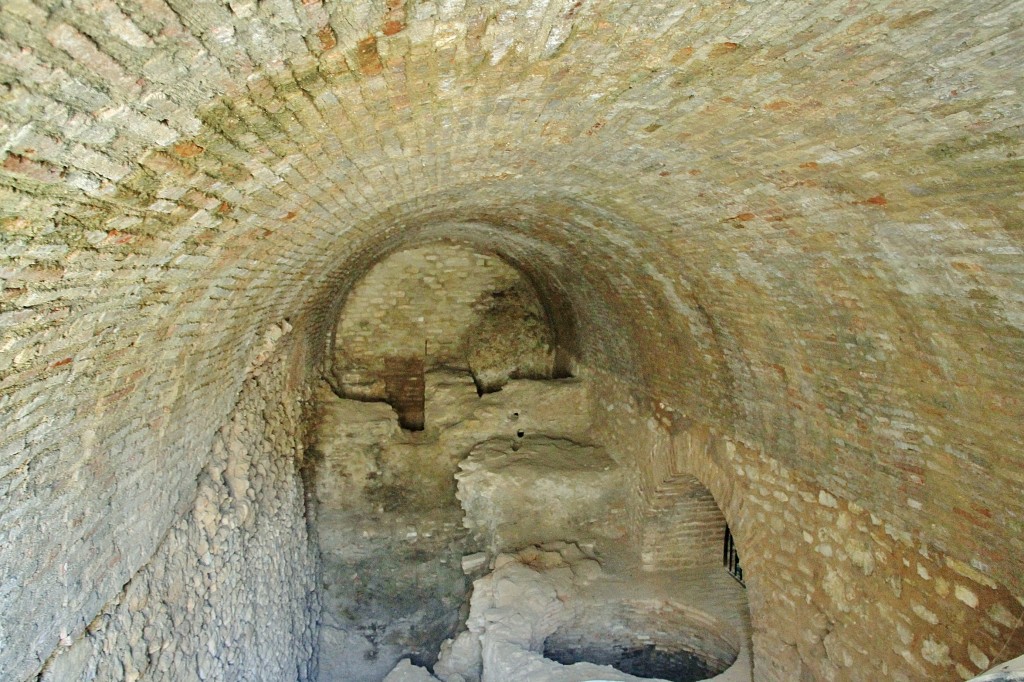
left=544, top=641, right=723, bottom=682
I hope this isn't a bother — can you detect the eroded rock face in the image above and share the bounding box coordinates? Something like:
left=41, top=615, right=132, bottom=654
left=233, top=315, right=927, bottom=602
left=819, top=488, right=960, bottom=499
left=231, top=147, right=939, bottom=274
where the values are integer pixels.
left=456, top=436, right=628, bottom=552
left=35, top=346, right=320, bottom=682
left=311, top=372, right=600, bottom=681
left=464, top=281, right=558, bottom=393
left=384, top=660, right=444, bottom=682
left=312, top=385, right=469, bottom=682
left=391, top=545, right=745, bottom=682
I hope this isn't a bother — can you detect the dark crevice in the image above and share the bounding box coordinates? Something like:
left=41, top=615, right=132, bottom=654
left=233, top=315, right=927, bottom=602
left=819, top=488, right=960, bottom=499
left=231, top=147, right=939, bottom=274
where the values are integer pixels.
left=544, top=642, right=725, bottom=682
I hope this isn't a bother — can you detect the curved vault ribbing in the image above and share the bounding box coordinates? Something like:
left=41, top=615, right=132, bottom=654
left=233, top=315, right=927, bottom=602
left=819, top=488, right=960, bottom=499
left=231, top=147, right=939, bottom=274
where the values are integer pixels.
left=1, top=0, right=1023, bottom=680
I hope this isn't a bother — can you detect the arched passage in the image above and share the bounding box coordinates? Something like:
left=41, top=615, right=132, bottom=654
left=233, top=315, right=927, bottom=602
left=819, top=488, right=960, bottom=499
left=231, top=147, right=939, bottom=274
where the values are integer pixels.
left=305, top=237, right=759, bottom=681
left=2, top=2, right=1023, bottom=681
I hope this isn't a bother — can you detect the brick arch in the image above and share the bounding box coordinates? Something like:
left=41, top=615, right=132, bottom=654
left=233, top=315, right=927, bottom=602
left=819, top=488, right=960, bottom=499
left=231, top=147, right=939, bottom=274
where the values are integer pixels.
left=320, top=234, right=584, bottom=381
left=3, top=1, right=1024, bottom=679
left=661, top=422, right=763, bottom=673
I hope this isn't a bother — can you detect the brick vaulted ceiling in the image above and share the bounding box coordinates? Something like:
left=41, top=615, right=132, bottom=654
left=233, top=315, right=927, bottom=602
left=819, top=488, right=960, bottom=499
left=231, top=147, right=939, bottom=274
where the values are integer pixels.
left=0, top=1, right=1022, bottom=680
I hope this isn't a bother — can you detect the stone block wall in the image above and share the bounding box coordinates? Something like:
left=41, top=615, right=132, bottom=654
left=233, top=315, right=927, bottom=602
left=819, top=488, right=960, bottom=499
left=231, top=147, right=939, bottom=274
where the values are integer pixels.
left=591, top=375, right=1024, bottom=682
left=33, top=342, right=320, bottom=682
left=333, top=244, right=553, bottom=396
left=691, top=431, right=1024, bottom=682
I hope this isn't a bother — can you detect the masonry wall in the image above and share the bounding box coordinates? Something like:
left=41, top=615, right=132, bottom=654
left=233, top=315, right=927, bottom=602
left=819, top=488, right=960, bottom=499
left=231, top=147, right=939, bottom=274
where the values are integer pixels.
left=693, top=431, right=1024, bottom=682
left=34, top=342, right=321, bottom=682
left=591, top=375, right=1024, bottom=682
left=332, top=243, right=553, bottom=395
left=335, top=244, right=524, bottom=369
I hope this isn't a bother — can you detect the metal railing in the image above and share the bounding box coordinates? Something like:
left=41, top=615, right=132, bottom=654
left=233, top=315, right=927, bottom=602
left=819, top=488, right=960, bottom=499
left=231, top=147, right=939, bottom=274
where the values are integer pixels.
left=723, top=525, right=744, bottom=586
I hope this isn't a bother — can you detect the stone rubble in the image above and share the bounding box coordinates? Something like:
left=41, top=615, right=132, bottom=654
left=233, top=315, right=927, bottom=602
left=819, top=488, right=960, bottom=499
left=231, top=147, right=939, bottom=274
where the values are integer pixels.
left=389, top=544, right=745, bottom=682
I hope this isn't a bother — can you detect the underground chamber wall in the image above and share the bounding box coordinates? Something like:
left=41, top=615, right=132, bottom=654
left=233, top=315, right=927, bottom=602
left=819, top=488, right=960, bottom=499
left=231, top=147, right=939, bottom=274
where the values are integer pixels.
left=307, top=375, right=752, bottom=682
left=307, top=240, right=754, bottom=682
left=310, top=242, right=578, bottom=680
